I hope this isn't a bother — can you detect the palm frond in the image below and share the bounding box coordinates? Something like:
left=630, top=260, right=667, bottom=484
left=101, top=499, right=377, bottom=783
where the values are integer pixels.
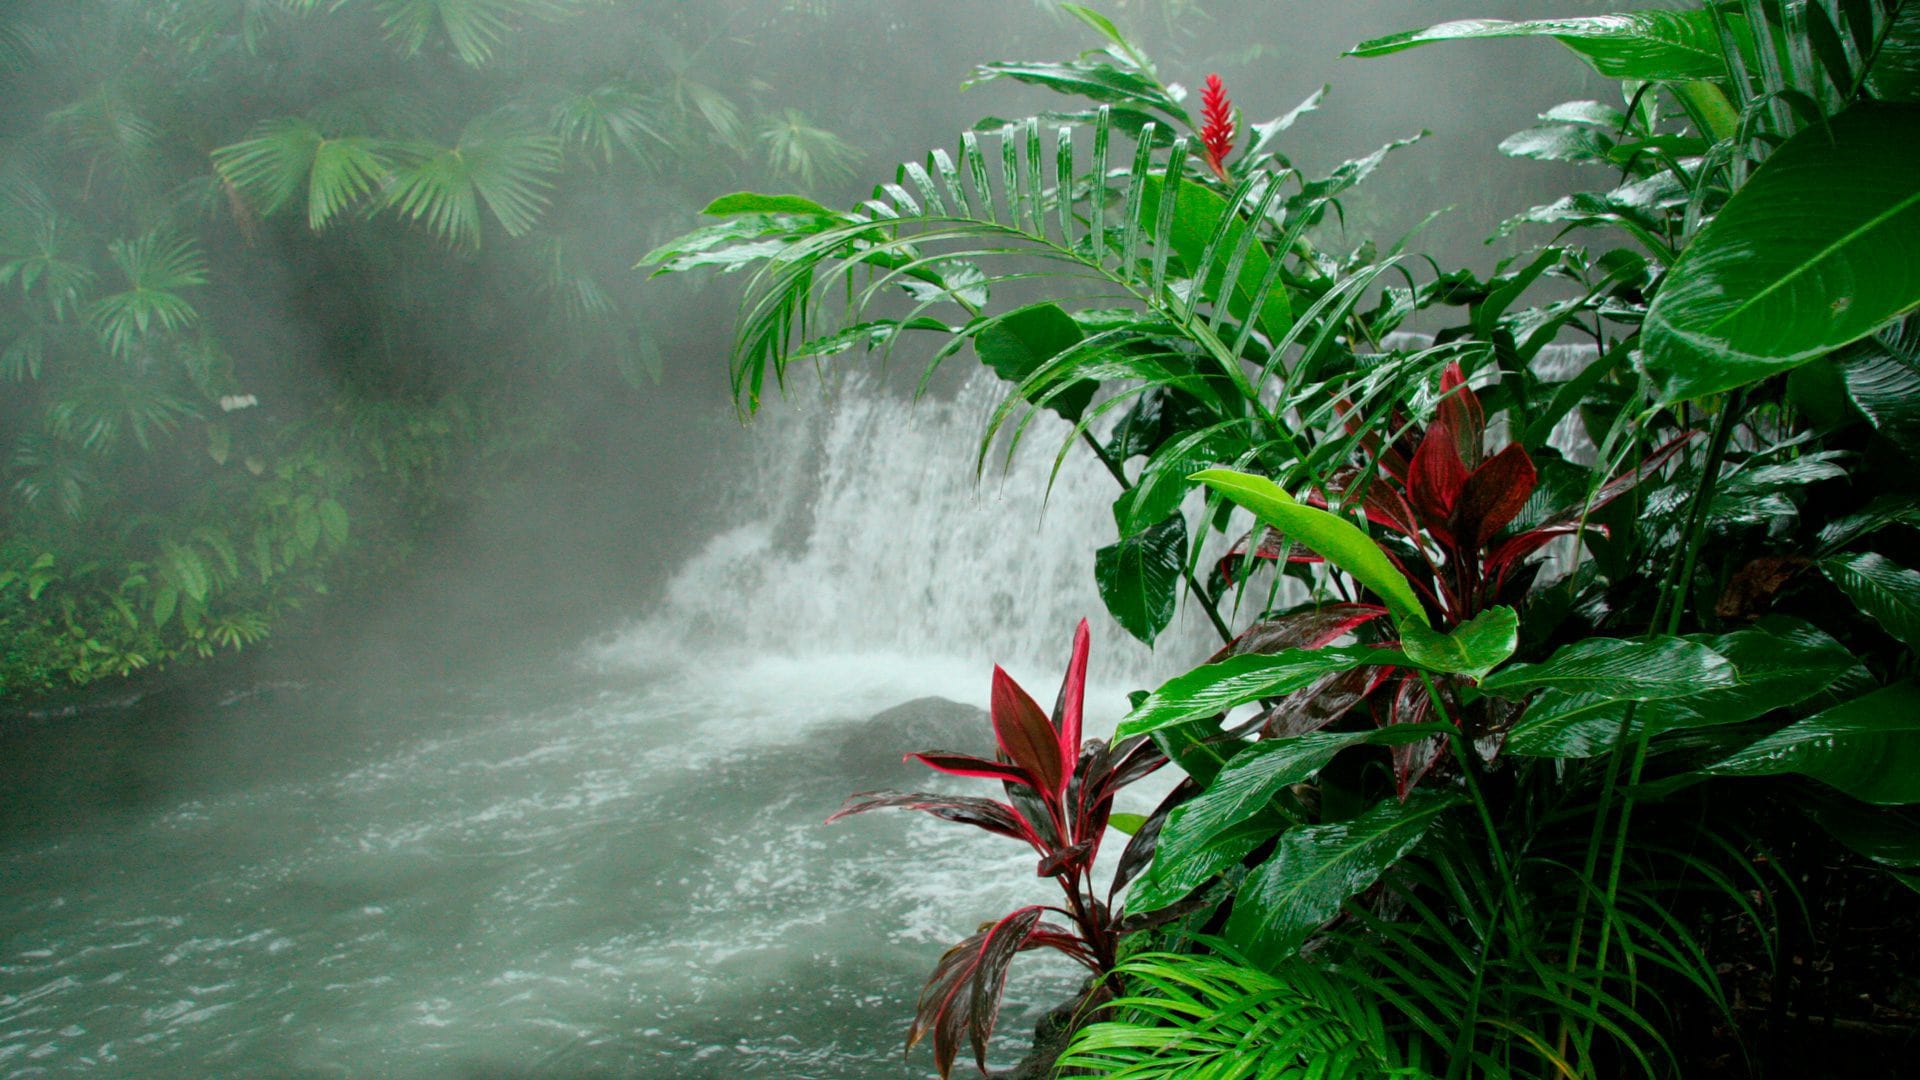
left=1056, top=949, right=1421, bottom=1079
left=0, top=197, right=96, bottom=320
left=549, top=81, right=667, bottom=166
left=43, top=378, right=201, bottom=456
left=87, top=231, right=208, bottom=356
left=369, top=0, right=576, bottom=67
left=382, top=111, right=560, bottom=247
left=758, top=109, right=863, bottom=189
left=48, top=87, right=159, bottom=197
left=212, top=117, right=395, bottom=230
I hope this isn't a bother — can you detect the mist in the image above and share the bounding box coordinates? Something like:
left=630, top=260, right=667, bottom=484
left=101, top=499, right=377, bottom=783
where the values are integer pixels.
left=2, top=1, right=1625, bottom=1075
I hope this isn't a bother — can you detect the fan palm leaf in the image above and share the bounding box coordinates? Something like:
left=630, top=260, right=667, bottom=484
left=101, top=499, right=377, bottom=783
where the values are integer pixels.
left=369, top=0, right=575, bottom=67
left=382, top=111, right=561, bottom=247
left=213, top=117, right=395, bottom=230
left=86, top=231, right=207, bottom=357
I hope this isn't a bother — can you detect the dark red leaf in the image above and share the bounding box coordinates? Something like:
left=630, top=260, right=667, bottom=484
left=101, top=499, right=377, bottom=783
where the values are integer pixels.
left=1038, top=839, right=1095, bottom=878
left=1100, top=735, right=1170, bottom=797
left=1260, top=663, right=1393, bottom=738
left=1585, top=431, right=1695, bottom=514
left=1449, top=444, right=1538, bottom=551
left=963, top=907, right=1048, bottom=1075
left=1408, top=421, right=1468, bottom=539
left=1216, top=526, right=1318, bottom=585
left=912, top=910, right=1050, bottom=1077
left=827, top=791, right=1041, bottom=846
left=992, top=665, right=1065, bottom=798
left=908, top=751, right=1035, bottom=788
left=1484, top=522, right=1606, bottom=591
left=1437, top=361, right=1486, bottom=470
left=1050, top=619, right=1090, bottom=782
left=1208, top=603, right=1388, bottom=663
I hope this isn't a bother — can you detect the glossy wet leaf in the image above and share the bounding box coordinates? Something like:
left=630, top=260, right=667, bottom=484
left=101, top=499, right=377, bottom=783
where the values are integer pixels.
left=701, top=192, right=834, bottom=216
left=1641, top=104, right=1920, bottom=402
left=1399, top=606, right=1518, bottom=683
left=1822, top=551, right=1920, bottom=652
left=1137, top=176, right=1292, bottom=340
left=1133, top=724, right=1450, bottom=912
left=1193, top=468, right=1427, bottom=629
left=1117, top=644, right=1402, bottom=739
left=1224, top=790, right=1461, bottom=966
left=1706, top=683, right=1920, bottom=804
left=1505, top=619, right=1858, bottom=757
left=1095, top=514, right=1186, bottom=645
left=1479, top=635, right=1736, bottom=700
left=1838, top=317, right=1920, bottom=449
left=972, top=302, right=1095, bottom=421
left=1349, top=12, right=1730, bottom=82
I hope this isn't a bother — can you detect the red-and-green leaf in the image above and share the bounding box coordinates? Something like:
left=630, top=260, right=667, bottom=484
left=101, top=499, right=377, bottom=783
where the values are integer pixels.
left=992, top=665, right=1066, bottom=797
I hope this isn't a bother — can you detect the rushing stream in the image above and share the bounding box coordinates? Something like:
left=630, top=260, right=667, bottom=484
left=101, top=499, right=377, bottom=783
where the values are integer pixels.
left=0, top=377, right=1214, bottom=1078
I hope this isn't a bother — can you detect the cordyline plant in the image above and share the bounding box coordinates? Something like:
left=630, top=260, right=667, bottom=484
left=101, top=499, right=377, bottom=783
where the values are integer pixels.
left=1215, top=360, right=1690, bottom=794
left=828, top=618, right=1167, bottom=1078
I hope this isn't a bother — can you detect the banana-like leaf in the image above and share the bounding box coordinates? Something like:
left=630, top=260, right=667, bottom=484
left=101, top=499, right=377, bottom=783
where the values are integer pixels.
left=1095, top=513, right=1186, bottom=645
left=1505, top=618, right=1858, bottom=758
left=1193, top=468, right=1427, bottom=629
left=1822, top=551, right=1920, bottom=652
left=1117, top=644, right=1405, bottom=740
left=1348, top=12, right=1731, bottom=82
left=1479, top=635, right=1737, bottom=700
left=1224, top=790, right=1462, bottom=966
left=1642, top=103, right=1920, bottom=402
left=1130, top=724, right=1452, bottom=913
left=1705, top=682, right=1920, bottom=804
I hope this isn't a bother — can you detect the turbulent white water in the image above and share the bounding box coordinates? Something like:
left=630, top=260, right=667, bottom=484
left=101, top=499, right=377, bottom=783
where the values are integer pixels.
left=0, top=373, right=1216, bottom=1079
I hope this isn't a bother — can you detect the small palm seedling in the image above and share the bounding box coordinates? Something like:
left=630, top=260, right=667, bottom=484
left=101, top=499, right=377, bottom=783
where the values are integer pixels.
left=829, top=618, right=1169, bottom=1078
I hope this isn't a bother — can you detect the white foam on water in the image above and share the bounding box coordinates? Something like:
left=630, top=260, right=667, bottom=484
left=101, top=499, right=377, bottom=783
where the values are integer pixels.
left=586, top=371, right=1224, bottom=693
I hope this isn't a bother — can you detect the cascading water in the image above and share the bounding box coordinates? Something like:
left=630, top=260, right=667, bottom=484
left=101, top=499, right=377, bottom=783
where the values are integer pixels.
left=592, top=371, right=1223, bottom=687
left=0, top=372, right=1219, bottom=1079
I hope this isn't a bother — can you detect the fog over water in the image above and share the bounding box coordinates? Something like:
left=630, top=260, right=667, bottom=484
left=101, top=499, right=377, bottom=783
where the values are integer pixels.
left=1, top=2, right=1616, bottom=1075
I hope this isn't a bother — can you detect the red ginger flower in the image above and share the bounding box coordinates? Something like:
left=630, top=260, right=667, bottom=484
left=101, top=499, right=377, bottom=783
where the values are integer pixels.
left=1200, top=73, right=1235, bottom=181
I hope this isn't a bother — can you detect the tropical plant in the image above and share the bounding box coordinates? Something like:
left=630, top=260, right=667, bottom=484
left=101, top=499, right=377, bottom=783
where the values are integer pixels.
left=828, top=620, right=1171, bottom=1079
left=653, top=0, right=1920, bottom=1074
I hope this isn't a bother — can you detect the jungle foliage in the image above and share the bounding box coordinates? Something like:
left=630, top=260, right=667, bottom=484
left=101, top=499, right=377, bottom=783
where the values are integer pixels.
left=0, top=0, right=883, bottom=695
left=651, top=1, right=1920, bottom=1075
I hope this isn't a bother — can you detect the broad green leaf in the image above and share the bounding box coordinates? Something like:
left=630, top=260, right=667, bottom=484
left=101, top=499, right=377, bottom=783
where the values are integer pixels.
left=1400, top=606, right=1518, bottom=682
left=1193, top=468, right=1427, bottom=629
left=1506, top=619, right=1857, bottom=758
left=1117, top=644, right=1402, bottom=739
left=1706, top=683, right=1920, bottom=804
left=1224, top=790, right=1461, bottom=966
left=1131, top=724, right=1451, bottom=913
left=1126, top=808, right=1282, bottom=915
left=1802, top=797, right=1920, bottom=868
left=972, top=302, right=1094, bottom=421
left=1138, top=177, right=1292, bottom=340
left=702, top=192, right=833, bottom=217
left=1095, top=514, right=1187, bottom=645
left=1822, top=551, right=1920, bottom=651
left=1641, top=104, right=1920, bottom=402
left=1107, top=812, right=1147, bottom=836
left=1348, top=12, right=1730, bottom=82
left=1838, top=317, right=1920, bottom=448
left=1479, top=635, right=1736, bottom=700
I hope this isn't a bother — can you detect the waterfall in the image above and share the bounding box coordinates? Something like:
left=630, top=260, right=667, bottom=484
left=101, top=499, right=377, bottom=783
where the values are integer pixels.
left=588, top=372, right=1225, bottom=700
